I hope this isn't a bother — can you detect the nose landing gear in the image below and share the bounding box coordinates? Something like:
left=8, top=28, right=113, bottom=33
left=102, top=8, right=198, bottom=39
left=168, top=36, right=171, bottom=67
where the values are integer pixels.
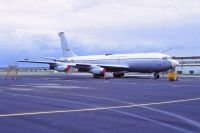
left=154, top=73, right=160, bottom=80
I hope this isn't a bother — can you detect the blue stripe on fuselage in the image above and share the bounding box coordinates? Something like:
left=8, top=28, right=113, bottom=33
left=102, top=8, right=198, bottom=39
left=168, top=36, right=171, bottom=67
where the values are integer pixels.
left=72, top=58, right=172, bottom=73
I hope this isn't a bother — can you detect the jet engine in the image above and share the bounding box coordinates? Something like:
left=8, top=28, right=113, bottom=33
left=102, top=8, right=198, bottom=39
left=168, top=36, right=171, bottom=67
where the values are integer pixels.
left=55, top=64, right=72, bottom=72
left=89, top=65, right=105, bottom=75
left=89, top=68, right=105, bottom=75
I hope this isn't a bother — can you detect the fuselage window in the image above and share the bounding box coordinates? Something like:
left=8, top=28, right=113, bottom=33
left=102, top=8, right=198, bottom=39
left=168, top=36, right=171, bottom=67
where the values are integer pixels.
left=162, top=56, right=172, bottom=60
left=162, top=57, right=167, bottom=60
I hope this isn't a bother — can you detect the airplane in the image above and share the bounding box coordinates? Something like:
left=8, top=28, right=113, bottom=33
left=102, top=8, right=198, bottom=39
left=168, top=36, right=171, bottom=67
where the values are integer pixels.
left=18, top=32, right=179, bottom=79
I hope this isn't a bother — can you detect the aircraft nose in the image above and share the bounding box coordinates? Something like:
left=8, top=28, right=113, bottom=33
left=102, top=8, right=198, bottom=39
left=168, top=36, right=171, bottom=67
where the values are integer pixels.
left=170, top=59, right=179, bottom=67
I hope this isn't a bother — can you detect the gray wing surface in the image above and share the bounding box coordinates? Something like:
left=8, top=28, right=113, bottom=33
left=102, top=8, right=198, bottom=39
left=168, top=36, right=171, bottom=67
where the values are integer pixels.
left=18, top=60, right=130, bottom=72
left=75, top=63, right=130, bottom=72
left=18, top=60, right=57, bottom=65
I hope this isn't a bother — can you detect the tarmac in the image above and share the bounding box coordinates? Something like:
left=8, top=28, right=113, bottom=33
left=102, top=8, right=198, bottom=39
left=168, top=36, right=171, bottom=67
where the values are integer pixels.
left=0, top=74, right=200, bottom=133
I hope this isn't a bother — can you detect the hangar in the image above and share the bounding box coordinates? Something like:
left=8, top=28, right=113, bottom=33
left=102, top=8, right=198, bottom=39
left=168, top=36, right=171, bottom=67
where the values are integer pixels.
left=173, top=56, right=200, bottom=75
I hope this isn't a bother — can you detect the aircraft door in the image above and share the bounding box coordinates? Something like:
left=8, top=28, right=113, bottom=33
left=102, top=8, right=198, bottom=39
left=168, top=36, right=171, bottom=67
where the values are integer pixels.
left=117, top=56, right=126, bottom=64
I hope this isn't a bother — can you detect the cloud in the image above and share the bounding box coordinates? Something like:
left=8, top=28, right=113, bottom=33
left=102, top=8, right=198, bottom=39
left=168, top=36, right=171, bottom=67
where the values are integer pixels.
left=0, top=0, right=200, bottom=65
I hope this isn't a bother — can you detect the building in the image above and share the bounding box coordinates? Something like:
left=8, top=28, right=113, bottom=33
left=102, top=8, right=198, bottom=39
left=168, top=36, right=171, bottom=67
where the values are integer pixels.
left=173, top=56, right=200, bottom=75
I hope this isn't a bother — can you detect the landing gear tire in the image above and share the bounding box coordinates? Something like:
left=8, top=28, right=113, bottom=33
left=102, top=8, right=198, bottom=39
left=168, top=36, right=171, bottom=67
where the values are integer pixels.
left=93, top=74, right=104, bottom=78
left=154, top=73, right=160, bottom=80
left=113, top=73, right=125, bottom=78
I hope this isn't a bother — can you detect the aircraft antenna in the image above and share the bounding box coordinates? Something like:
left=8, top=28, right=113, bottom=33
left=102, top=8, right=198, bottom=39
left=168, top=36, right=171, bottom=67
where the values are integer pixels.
left=162, top=48, right=172, bottom=53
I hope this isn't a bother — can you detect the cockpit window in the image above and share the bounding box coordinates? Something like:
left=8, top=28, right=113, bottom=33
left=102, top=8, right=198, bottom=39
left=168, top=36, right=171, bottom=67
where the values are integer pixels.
left=162, top=56, right=172, bottom=60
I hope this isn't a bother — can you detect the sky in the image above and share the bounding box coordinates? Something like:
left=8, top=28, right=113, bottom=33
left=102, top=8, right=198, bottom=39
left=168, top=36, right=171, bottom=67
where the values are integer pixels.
left=0, top=0, right=200, bottom=66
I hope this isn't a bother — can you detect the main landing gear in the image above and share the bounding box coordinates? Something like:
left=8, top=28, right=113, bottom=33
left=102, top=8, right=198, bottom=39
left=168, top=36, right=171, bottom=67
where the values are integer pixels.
left=93, top=73, right=125, bottom=79
left=93, top=73, right=109, bottom=80
left=93, top=74, right=104, bottom=78
left=113, top=73, right=125, bottom=78
left=154, top=73, right=160, bottom=80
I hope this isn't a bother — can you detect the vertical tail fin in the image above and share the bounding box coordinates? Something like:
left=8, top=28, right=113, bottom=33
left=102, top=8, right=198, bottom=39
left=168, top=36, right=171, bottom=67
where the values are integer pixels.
left=58, top=32, right=77, bottom=57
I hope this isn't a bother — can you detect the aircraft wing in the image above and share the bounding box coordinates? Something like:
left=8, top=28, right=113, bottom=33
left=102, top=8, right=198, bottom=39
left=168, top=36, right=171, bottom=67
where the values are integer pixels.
left=18, top=60, right=130, bottom=72
left=18, top=60, right=57, bottom=65
left=75, top=63, right=130, bottom=72
left=98, top=64, right=130, bottom=70
left=18, top=60, right=130, bottom=69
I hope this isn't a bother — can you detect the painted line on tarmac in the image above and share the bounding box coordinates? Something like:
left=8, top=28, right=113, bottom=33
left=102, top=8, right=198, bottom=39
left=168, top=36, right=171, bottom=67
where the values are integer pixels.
left=0, top=92, right=197, bottom=132
left=27, top=83, right=61, bottom=86
left=69, top=93, right=200, bottom=130
left=1, top=97, right=200, bottom=117
left=67, top=93, right=197, bottom=133
left=11, top=85, right=29, bottom=87
left=110, top=81, right=200, bottom=88
left=9, top=88, right=33, bottom=91
left=64, top=80, right=87, bottom=83
left=33, top=85, right=93, bottom=90
left=145, top=84, right=200, bottom=88
left=0, top=92, right=96, bottom=108
left=112, top=109, right=193, bottom=133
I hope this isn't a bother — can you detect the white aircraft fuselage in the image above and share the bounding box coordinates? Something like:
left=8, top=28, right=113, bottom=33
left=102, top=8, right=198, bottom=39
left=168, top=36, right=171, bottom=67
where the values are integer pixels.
left=19, top=32, right=179, bottom=79
left=60, top=53, right=178, bottom=73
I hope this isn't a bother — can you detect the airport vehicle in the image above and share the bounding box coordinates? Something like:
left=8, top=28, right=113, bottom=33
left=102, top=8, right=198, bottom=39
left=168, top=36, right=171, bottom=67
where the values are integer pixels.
left=18, top=32, right=179, bottom=79
left=167, top=69, right=179, bottom=81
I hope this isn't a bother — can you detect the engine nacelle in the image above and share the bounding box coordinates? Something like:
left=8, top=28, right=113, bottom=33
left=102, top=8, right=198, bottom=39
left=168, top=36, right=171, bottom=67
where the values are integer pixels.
left=89, top=68, right=105, bottom=75
left=55, top=64, right=71, bottom=72
left=49, top=64, right=56, bottom=70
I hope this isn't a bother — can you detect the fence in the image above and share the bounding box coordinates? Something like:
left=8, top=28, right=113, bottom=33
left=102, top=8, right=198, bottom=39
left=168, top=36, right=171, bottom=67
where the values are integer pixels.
left=5, top=65, right=20, bottom=80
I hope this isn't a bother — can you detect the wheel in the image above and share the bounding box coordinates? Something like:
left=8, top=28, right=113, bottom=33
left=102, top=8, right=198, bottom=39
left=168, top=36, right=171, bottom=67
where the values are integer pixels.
left=154, top=73, right=160, bottom=80
left=93, top=74, right=104, bottom=78
left=113, top=73, right=125, bottom=78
